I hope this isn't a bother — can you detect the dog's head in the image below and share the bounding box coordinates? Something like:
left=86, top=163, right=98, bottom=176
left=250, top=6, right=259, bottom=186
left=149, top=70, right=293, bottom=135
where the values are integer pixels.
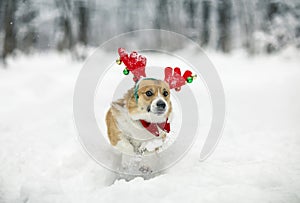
left=127, top=79, right=172, bottom=123
left=117, top=49, right=194, bottom=124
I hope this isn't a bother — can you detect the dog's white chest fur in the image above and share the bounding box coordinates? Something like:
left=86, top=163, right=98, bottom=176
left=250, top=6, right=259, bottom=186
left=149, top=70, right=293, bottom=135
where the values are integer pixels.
left=116, top=110, right=154, bottom=140
left=113, top=104, right=166, bottom=154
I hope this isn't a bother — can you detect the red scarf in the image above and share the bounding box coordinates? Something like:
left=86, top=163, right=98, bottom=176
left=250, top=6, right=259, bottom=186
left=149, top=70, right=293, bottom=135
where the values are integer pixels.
left=139, top=118, right=170, bottom=137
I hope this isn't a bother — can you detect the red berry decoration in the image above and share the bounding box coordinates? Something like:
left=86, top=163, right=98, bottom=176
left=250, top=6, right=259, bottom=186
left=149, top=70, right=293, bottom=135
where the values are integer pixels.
left=183, top=70, right=192, bottom=80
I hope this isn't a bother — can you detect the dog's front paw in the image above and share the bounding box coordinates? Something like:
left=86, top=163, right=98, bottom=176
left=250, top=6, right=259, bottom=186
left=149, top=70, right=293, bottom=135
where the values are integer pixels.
left=137, top=145, right=148, bottom=155
left=140, top=139, right=164, bottom=154
left=139, top=165, right=153, bottom=174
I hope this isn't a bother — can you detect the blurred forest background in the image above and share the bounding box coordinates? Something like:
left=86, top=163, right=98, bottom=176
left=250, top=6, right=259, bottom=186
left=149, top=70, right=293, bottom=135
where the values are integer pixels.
left=0, top=0, right=300, bottom=61
left=0, top=1, right=300, bottom=201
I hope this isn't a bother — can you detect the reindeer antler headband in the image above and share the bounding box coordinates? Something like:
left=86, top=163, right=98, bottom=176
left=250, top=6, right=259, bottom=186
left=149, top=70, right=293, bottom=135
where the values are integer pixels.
left=116, top=48, right=196, bottom=92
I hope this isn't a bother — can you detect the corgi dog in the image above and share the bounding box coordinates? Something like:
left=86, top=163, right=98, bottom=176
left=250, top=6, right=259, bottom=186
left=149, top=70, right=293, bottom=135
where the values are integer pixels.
left=106, top=78, right=172, bottom=155
left=105, top=48, right=195, bottom=177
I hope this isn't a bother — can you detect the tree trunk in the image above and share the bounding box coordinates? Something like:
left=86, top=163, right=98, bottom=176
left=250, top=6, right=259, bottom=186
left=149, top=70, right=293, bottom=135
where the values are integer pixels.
left=184, top=0, right=197, bottom=29
left=56, top=0, right=74, bottom=51
left=201, top=0, right=211, bottom=46
left=78, top=3, right=89, bottom=45
left=2, top=0, right=17, bottom=60
left=155, top=0, right=169, bottom=29
left=217, top=0, right=232, bottom=53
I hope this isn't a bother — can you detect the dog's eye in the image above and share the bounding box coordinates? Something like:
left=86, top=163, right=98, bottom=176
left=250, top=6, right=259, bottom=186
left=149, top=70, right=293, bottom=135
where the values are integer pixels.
left=163, top=91, right=168, bottom=97
left=145, top=91, right=153, bottom=97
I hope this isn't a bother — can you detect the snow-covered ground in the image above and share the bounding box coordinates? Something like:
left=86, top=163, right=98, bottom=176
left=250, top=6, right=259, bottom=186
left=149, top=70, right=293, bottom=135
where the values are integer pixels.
left=0, top=48, right=300, bottom=203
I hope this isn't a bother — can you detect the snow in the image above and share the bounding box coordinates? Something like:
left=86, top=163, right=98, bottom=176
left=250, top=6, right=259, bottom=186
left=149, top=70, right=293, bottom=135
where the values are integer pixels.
left=0, top=48, right=300, bottom=202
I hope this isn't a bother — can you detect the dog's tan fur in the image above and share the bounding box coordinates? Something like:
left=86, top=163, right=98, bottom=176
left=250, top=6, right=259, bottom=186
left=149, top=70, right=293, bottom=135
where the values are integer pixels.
left=106, top=79, right=172, bottom=151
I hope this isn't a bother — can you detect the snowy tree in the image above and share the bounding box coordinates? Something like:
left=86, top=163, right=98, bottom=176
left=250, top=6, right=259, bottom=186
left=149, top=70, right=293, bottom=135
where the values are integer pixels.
left=201, top=0, right=211, bottom=46
left=2, top=0, right=17, bottom=60
left=76, top=1, right=89, bottom=46
left=56, top=0, right=74, bottom=51
left=15, top=0, right=38, bottom=52
left=155, top=0, right=170, bottom=30
left=217, top=0, right=232, bottom=53
left=1, top=0, right=300, bottom=59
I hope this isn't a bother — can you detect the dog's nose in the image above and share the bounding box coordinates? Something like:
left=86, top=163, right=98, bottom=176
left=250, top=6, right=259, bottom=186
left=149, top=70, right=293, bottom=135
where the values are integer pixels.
left=156, top=100, right=166, bottom=109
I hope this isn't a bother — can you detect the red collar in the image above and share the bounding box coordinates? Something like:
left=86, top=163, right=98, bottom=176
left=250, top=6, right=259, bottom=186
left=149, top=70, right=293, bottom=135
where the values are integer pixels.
left=139, top=118, right=170, bottom=137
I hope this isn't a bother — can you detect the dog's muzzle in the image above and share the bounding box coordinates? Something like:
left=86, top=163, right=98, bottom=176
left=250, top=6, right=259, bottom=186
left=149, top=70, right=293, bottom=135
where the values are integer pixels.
left=154, top=99, right=166, bottom=114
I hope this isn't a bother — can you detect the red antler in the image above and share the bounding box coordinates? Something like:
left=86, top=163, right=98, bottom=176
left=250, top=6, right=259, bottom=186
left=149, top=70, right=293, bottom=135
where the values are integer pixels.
left=164, top=67, right=195, bottom=91
left=117, top=48, right=147, bottom=82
